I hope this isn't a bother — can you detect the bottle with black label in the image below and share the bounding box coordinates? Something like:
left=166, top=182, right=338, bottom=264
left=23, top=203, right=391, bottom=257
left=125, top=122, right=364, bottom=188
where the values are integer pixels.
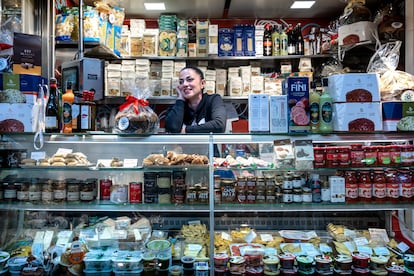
left=295, top=23, right=304, bottom=55
left=45, top=78, right=59, bottom=133
left=263, top=23, right=273, bottom=56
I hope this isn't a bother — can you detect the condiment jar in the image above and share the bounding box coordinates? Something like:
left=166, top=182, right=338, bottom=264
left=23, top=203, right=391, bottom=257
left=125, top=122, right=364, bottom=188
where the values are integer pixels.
left=53, top=179, right=67, bottom=203
left=372, top=170, right=386, bottom=202
left=16, top=178, right=29, bottom=202
left=229, top=256, right=246, bottom=274
left=66, top=179, right=80, bottom=202
left=221, top=178, right=236, bottom=203
left=28, top=178, right=41, bottom=203
left=358, top=170, right=372, bottom=202
left=80, top=180, right=95, bottom=202
left=345, top=171, right=358, bottom=203
left=41, top=179, right=54, bottom=203
left=350, top=143, right=364, bottom=167
left=3, top=182, right=17, bottom=202
left=197, top=186, right=209, bottom=204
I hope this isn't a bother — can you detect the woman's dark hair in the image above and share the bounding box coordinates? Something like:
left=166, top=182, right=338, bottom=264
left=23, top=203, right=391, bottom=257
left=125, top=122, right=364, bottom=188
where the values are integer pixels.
left=180, top=66, right=205, bottom=80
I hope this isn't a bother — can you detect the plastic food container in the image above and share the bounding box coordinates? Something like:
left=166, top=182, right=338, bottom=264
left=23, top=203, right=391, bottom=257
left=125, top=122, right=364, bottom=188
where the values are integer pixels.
left=112, top=251, right=143, bottom=271
left=278, top=253, right=296, bottom=269
left=229, top=256, right=246, bottom=274
left=7, top=256, right=27, bottom=272
left=386, top=265, right=405, bottom=276
left=113, top=267, right=143, bottom=276
left=181, top=256, right=196, bottom=269
left=314, top=255, right=332, bottom=271
left=351, top=252, right=370, bottom=269
left=83, top=251, right=112, bottom=271
left=370, top=255, right=389, bottom=271
left=0, top=251, right=10, bottom=271
left=334, top=255, right=352, bottom=271
left=214, top=253, right=229, bottom=268
left=169, top=265, right=183, bottom=276
left=263, top=255, right=280, bottom=273
left=296, top=255, right=313, bottom=271
left=83, top=268, right=112, bottom=276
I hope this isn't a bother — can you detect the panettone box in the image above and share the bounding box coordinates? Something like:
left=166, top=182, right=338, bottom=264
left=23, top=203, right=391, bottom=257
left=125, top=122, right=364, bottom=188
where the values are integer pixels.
left=337, top=21, right=377, bottom=46
left=0, top=103, right=33, bottom=132
left=382, top=101, right=402, bottom=131
left=327, top=73, right=380, bottom=103
left=332, top=102, right=382, bottom=132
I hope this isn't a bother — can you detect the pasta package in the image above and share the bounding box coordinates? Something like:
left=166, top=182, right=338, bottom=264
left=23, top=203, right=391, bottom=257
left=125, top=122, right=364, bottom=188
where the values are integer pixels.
left=143, top=29, right=159, bottom=57
left=158, top=30, right=177, bottom=56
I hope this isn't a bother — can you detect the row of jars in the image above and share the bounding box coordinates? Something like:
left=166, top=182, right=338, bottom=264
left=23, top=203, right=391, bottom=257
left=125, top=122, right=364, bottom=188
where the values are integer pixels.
left=0, top=175, right=98, bottom=203
left=343, top=168, right=414, bottom=203
left=314, top=144, right=414, bottom=168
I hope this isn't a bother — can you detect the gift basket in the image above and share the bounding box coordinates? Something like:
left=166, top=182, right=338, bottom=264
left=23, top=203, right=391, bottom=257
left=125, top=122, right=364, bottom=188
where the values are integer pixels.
left=113, top=77, right=159, bottom=134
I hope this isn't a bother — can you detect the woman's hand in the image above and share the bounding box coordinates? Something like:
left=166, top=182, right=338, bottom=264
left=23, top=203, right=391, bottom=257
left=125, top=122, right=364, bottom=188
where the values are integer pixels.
left=176, top=86, right=185, bottom=101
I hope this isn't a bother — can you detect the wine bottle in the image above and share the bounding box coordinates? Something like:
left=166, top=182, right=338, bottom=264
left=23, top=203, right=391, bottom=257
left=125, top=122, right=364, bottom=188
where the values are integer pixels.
left=45, top=78, right=59, bottom=133
left=309, top=81, right=320, bottom=133
left=319, top=78, right=333, bottom=133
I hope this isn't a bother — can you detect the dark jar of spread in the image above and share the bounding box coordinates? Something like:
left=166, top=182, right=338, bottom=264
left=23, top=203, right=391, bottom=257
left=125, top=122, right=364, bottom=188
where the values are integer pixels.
left=246, top=176, right=256, bottom=190
left=256, top=176, right=266, bottom=192
left=41, top=179, right=54, bottom=203
left=236, top=176, right=247, bottom=189
left=81, top=180, right=96, bottom=202
left=197, top=187, right=209, bottom=204
left=53, top=179, right=67, bottom=203
left=266, top=189, right=276, bottom=204
left=28, top=178, right=41, bottom=203
left=221, top=178, right=236, bottom=203
left=66, top=179, right=80, bottom=203
left=372, top=170, right=386, bottom=202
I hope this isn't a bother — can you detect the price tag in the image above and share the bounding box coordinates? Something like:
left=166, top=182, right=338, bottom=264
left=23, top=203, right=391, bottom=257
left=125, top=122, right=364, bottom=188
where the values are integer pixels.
left=354, top=237, right=369, bottom=246
left=56, top=148, right=73, bottom=155
left=188, top=220, right=201, bottom=225
left=133, top=229, right=142, bottom=241
left=260, top=234, right=273, bottom=242
left=31, top=151, right=46, bottom=160
left=244, top=230, right=257, bottom=243
left=357, top=245, right=372, bottom=255
left=221, top=232, right=232, bottom=241
left=397, top=241, right=410, bottom=253
left=123, top=158, right=138, bottom=168
left=369, top=228, right=389, bottom=243
left=97, top=159, right=112, bottom=167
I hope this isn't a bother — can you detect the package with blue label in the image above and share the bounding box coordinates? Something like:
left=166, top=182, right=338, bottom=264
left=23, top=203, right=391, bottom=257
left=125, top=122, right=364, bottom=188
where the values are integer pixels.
left=282, top=77, right=310, bottom=133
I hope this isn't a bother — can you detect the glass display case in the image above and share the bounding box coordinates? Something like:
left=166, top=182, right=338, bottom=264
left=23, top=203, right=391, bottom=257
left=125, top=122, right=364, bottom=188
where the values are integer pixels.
left=1, top=132, right=414, bottom=275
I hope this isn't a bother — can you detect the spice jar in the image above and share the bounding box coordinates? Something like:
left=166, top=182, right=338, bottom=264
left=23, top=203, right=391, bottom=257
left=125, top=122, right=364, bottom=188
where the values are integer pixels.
left=28, top=178, right=41, bottom=203
left=53, top=179, right=67, bottom=203
left=221, top=178, right=236, bottom=203
left=67, top=179, right=80, bottom=202
left=41, top=179, right=54, bottom=203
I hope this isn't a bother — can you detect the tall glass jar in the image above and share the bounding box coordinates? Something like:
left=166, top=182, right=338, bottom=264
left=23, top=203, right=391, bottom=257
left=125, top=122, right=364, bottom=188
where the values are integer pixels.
left=345, top=171, right=358, bottom=203
left=42, top=179, right=54, bottom=203
left=53, top=179, right=67, bottom=203
left=29, top=178, right=41, bottom=203
left=372, top=170, right=386, bottom=202
left=358, top=170, right=372, bottom=203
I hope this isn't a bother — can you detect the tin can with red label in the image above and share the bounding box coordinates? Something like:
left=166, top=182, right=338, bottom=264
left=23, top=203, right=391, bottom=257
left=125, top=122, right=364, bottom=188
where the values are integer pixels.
left=129, top=182, right=142, bottom=203
left=99, top=178, right=112, bottom=200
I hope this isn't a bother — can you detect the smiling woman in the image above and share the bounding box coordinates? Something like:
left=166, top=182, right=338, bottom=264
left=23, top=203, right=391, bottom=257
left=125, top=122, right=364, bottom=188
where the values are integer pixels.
left=164, top=66, right=227, bottom=134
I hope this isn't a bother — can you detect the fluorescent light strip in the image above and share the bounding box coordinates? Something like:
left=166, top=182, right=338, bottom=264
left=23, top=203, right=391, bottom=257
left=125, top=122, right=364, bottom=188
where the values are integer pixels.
left=290, top=1, right=315, bottom=9
left=144, top=2, right=166, bottom=10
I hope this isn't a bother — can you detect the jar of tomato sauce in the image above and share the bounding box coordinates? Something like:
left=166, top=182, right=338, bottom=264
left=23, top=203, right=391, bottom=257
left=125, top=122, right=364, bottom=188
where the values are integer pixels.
left=350, top=144, right=364, bottom=167
left=345, top=171, right=358, bottom=203
left=372, top=170, right=386, bottom=202
left=398, top=169, right=413, bottom=202
left=326, top=147, right=339, bottom=168
left=386, top=169, right=400, bottom=203
left=389, top=145, right=401, bottom=166
left=377, top=145, right=391, bottom=166
left=363, top=146, right=378, bottom=167
left=358, top=170, right=372, bottom=203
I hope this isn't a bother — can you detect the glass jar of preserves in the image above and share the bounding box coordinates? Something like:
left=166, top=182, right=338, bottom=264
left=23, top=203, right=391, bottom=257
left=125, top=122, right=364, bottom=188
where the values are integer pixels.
left=16, top=178, right=29, bottom=202
left=358, top=170, right=372, bottom=203
left=265, top=176, right=275, bottom=190
left=400, top=145, right=413, bottom=166
left=236, top=187, right=247, bottom=204
left=246, top=176, right=256, bottom=190
left=67, top=179, right=80, bottom=202
left=266, top=189, right=276, bottom=204
left=186, top=186, right=197, bottom=204
left=256, top=176, right=266, bottom=192
left=302, top=187, right=312, bottom=203
left=28, top=178, right=41, bottom=203
left=350, top=144, right=364, bottom=167
left=42, top=179, right=54, bottom=203
left=292, top=174, right=302, bottom=189
left=3, top=182, right=17, bottom=202
left=197, top=187, right=209, bottom=204
left=256, top=190, right=266, bottom=204
left=246, top=190, right=256, bottom=204
left=389, top=145, right=401, bottom=166
left=214, top=175, right=221, bottom=189
left=53, top=179, right=67, bottom=203
left=293, top=188, right=302, bottom=203
left=363, top=146, right=378, bottom=167
left=221, top=179, right=236, bottom=203
left=282, top=189, right=293, bottom=204
left=282, top=174, right=293, bottom=190
left=81, top=180, right=95, bottom=202
left=236, top=176, right=247, bottom=189
left=372, top=170, right=386, bottom=202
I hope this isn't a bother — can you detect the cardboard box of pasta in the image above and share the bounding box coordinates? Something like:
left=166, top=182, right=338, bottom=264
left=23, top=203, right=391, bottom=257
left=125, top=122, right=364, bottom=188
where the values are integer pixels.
left=332, top=102, right=382, bottom=132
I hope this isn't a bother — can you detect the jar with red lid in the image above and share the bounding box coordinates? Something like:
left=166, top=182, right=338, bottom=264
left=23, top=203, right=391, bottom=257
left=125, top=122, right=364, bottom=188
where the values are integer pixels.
left=377, top=145, right=391, bottom=166
left=326, top=147, right=338, bottom=168
left=386, top=169, right=400, bottom=202
left=398, top=169, right=413, bottom=202
left=372, top=170, right=386, bottom=202
left=350, top=144, right=364, bottom=167
left=389, top=145, right=401, bottom=166
left=345, top=171, right=358, bottom=203
left=363, top=146, right=378, bottom=167
left=358, top=170, right=372, bottom=203
left=337, top=146, right=350, bottom=167
left=313, top=146, right=326, bottom=168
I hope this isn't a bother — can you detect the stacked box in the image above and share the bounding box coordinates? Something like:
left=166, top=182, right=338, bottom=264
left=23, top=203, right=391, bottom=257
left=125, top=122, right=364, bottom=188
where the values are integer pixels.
left=255, top=25, right=264, bottom=57
left=215, top=69, right=227, bottom=97
left=196, top=20, right=209, bottom=57
left=105, top=63, right=121, bottom=96
left=209, top=24, right=218, bottom=56
left=135, top=59, right=150, bottom=78
left=176, top=19, right=188, bottom=57
left=248, top=94, right=269, bottom=132
left=283, top=77, right=310, bottom=133
left=240, top=66, right=251, bottom=95
left=218, top=28, right=234, bottom=56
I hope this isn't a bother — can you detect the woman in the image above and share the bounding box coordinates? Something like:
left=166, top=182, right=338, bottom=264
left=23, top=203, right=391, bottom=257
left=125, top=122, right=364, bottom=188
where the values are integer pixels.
left=165, top=66, right=227, bottom=133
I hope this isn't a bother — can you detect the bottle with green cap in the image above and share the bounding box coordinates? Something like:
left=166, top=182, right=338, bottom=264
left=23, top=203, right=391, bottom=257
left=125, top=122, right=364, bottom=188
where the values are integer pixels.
left=309, top=81, right=320, bottom=133
left=319, top=78, right=333, bottom=133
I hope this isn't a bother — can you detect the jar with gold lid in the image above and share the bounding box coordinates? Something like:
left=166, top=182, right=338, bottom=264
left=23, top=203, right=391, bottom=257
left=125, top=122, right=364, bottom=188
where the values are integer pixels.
left=53, top=179, right=67, bottom=203
left=67, top=179, right=80, bottom=203
left=29, top=178, right=41, bottom=203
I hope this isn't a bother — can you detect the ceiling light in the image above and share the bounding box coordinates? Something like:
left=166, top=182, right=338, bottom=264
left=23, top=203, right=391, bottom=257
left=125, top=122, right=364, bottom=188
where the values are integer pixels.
left=290, top=1, right=315, bottom=9
left=144, top=2, right=166, bottom=10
